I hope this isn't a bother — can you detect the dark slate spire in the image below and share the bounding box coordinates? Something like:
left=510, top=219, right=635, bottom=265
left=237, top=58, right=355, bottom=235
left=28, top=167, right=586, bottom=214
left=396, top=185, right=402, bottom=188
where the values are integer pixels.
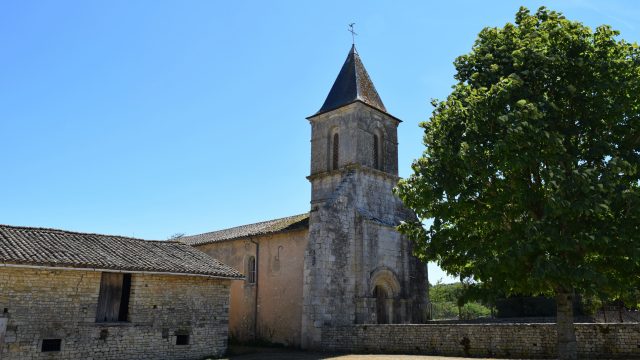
left=315, top=45, right=387, bottom=115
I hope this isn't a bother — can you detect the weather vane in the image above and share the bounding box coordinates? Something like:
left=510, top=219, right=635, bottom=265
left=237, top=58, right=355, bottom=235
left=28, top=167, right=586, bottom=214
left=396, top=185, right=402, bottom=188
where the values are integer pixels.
left=348, top=23, right=357, bottom=45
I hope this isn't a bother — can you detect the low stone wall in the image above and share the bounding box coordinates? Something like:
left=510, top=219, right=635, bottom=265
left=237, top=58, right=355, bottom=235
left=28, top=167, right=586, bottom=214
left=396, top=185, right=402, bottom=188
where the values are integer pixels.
left=321, top=323, right=640, bottom=359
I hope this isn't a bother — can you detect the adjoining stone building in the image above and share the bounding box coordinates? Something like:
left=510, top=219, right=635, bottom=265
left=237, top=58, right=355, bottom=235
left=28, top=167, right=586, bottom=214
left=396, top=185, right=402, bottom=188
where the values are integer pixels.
left=180, top=45, right=429, bottom=349
left=0, top=224, right=243, bottom=359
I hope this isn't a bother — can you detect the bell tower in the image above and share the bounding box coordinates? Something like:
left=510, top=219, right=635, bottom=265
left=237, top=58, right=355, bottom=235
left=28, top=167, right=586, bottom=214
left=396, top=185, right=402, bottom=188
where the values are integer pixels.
left=308, top=45, right=399, bottom=178
left=301, top=45, right=428, bottom=349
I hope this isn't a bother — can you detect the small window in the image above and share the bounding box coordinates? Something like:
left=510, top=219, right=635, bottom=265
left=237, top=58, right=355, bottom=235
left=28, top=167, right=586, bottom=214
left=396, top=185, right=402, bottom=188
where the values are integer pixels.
left=247, top=256, right=256, bottom=284
left=96, top=272, right=131, bottom=323
left=176, top=334, right=190, bottom=345
left=373, top=134, right=379, bottom=170
left=332, top=133, right=339, bottom=170
left=41, top=339, right=61, bottom=352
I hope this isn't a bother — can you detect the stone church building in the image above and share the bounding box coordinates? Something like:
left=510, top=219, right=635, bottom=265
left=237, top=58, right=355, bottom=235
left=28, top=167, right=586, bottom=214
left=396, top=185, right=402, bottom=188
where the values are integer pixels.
left=180, top=45, right=429, bottom=349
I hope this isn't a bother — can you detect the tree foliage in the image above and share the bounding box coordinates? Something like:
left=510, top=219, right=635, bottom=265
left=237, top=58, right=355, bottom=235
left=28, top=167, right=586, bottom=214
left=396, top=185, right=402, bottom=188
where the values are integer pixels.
left=430, top=282, right=492, bottom=320
left=397, top=6, right=640, bottom=305
left=430, top=282, right=466, bottom=304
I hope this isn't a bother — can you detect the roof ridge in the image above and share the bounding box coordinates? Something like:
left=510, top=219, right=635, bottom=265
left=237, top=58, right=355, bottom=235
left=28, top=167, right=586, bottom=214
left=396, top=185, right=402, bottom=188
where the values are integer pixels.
left=0, top=223, right=243, bottom=278
left=179, top=212, right=310, bottom=246
left=183, top=212, right=309, bottom=238
left=352, top=46, right=362, bottom=102
left=0, top=224, right=161, bottom=242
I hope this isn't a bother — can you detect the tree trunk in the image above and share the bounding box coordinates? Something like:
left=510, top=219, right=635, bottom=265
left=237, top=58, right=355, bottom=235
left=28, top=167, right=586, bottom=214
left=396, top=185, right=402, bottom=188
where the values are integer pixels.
left=556, top=291, right=577, bottom=360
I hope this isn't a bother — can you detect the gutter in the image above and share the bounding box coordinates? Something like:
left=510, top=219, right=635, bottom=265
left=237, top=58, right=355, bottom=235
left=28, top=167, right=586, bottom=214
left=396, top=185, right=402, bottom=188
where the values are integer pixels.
left=0, top=263, right=244, bottom=281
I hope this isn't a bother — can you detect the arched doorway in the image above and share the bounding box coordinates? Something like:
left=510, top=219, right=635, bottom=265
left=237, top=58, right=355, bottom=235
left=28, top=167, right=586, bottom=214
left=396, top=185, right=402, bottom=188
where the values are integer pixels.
left=373, top=285, right=389, bottom=324
left=370, top=268, right=400, bottom=324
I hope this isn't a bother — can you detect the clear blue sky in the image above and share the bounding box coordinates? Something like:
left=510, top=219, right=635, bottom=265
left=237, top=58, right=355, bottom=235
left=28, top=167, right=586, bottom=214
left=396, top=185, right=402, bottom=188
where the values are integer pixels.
left=1, top=0, right=639, bottom=284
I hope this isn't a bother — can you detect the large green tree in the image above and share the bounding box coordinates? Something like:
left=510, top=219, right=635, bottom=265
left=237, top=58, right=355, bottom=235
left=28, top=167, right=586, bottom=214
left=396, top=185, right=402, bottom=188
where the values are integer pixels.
left=396, top=7, right=640, bottom=359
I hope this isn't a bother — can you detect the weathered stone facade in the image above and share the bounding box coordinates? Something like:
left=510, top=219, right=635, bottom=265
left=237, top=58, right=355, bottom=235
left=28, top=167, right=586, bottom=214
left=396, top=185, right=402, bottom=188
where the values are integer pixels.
left=301, top=100, right=428, bottom=348
left=0, top=267, right=232, bottom=359
left=322, top=323, right=640, bottom=359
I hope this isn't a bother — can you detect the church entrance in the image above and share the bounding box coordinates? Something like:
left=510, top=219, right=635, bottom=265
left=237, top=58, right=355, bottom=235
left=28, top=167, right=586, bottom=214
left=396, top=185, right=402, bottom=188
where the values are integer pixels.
left=370, top=269, right=401, bottom=325
left=373, top=285, right=389, bottom=324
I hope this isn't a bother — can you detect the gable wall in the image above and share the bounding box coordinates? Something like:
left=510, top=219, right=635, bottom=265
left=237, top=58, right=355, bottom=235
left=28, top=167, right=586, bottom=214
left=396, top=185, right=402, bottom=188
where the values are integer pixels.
left=0, top=267, right=231, bottom=360
left=195, top=227, right=308, bottom=347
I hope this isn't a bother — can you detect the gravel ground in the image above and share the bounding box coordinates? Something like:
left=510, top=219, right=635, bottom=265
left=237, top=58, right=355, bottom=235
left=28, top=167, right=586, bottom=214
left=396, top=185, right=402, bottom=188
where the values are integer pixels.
left=219, top=346, right=503, bottom=360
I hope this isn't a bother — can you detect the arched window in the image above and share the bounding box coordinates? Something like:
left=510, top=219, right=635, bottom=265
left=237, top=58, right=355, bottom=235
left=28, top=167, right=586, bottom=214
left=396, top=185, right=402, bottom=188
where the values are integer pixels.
left=373, top=134, right=380, bottom=170
left=332, top=133, right=339, bottom=170
left=247, top=256, right=256, bottom=284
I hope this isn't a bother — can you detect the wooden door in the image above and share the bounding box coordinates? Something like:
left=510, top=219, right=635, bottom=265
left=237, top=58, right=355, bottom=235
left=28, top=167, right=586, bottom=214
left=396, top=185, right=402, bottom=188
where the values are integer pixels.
left=96, top=273, right=124, bottom=322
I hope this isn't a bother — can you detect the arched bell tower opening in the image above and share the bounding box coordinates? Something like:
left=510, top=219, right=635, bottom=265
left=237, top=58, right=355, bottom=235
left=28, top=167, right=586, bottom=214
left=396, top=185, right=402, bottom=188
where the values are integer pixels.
left=332, top=132, right=339, bottom=171
left=373, top=133, right=380, bottom=170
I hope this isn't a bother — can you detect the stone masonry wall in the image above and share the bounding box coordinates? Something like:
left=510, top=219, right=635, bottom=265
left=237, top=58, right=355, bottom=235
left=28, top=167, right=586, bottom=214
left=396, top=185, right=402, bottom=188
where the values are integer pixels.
left=197, top=229, right=308, bottom=347
left=0, top=267, right=231, bottom=360
left=321, top=323, right=640, bottom=359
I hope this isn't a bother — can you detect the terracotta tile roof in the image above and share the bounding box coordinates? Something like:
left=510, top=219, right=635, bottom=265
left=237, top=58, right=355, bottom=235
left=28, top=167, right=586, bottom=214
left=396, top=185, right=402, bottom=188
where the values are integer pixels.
left=179, top=213, right=309, bottom=247
left=0, top=224, right=243, bottom=279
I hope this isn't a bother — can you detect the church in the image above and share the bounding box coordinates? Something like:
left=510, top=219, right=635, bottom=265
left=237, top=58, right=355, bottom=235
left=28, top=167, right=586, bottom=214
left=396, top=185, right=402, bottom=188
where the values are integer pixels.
left=179, top=44, right=429, bottom=349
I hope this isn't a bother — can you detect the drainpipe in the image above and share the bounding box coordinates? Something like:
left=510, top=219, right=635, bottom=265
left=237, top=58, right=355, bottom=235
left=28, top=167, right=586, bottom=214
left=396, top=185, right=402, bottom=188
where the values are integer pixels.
left=249, top=237, right=259, bottom=341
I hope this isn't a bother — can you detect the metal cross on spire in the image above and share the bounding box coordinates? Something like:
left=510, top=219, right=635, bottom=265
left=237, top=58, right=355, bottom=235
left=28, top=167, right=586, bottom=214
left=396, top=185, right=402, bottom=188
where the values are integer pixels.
left=348, top=23, right=357, bottom=45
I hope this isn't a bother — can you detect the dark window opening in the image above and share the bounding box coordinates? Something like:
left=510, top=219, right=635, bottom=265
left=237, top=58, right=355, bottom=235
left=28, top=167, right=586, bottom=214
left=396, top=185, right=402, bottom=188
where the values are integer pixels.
left=41, top=339, right=61, bottom=352
left=3, top=308, right=7, bottom=314
left=332, top=133, right=339, bottom=170
left=247, top=256, right=256, bottom=284
left=373, top=134, right=379, bottom=170
left=96, top=272, right=131, bottom=323
left=118, top=273, right=131, bottom=321
left=176, top=334, right=190, bottom=345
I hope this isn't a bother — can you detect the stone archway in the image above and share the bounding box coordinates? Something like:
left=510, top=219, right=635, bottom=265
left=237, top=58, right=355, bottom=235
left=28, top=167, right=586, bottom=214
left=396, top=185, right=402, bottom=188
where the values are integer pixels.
left=370, top=268, right=401, bottom=324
